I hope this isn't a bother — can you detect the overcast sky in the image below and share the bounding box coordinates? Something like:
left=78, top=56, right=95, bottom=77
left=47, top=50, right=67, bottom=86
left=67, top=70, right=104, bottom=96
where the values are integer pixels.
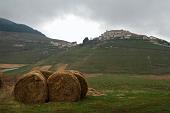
left=0, top=0, right=170, bottom=43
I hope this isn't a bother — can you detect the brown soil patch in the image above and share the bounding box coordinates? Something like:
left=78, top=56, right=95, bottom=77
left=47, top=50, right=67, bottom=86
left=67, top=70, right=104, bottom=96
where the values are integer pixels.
left=32, top=65, right=52, bottom=71
left=57, top=64, right=68, bottom=71
left=0, top=64, right=27, bottom=69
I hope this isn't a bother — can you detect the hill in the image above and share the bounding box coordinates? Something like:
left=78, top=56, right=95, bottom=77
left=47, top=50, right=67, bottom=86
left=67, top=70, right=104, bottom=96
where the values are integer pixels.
left=0, top=18, right=44, bottom=36
left=0, top=18, right=76, bottom=64
left=37, top=30, right=170, bottom=74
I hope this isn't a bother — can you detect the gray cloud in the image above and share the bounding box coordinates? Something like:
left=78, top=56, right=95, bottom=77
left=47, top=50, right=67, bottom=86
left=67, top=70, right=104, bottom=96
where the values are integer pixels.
left=0, top=0, right=80, bottom=24
left=0, top=0, right=170, bottom=41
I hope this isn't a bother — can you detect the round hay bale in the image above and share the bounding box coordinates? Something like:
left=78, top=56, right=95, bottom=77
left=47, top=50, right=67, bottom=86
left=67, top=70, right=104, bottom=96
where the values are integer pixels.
left=30, top=70, right=53, bottom=80
left=65, top=70, right=88, bottom=99
left=14, top=71, right=48, bottom=104
left=40, top=70, right=53, bottom=79
left=47, top=71, right=81, bottom=102
left=0, top=72, right=2, bottom=88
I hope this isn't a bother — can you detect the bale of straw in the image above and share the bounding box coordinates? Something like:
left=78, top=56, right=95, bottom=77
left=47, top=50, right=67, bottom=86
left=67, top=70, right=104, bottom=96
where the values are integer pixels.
left=14, top=71, right=48, bottom=104
left=40, top=70, right=53, bottom=79
left=47, top=71, right=81, bottom=102
left=31, top=70, right=53, bottom=79
left=65, top=70, right=88, bottom=99
left=0, top=72, right=2, bottom=88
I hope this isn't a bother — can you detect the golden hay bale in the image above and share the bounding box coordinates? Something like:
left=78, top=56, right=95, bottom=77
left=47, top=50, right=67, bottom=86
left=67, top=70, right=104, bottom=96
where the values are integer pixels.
left=40, top=70, right=53, bottom=79
left=65, top=70, right=88, bottom=99
left=0, top=71, right=3, bottom=88
left=0, top=79, right=1, bottom=88
left=31, top=70, right=53, bottom=79
left=47, top=71, right=81, bottom=102
left=14, top=71, right=48, bottom=104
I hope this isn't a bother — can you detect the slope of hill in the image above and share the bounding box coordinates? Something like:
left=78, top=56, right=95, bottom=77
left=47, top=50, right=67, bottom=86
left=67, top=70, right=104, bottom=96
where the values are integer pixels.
left=0, top=18, right=76, bottom=64
left=0, top=18, right=44, bottom=36
left=0, top=31, right=77, bottom=63
left=37, top=30, right=170, bottom=74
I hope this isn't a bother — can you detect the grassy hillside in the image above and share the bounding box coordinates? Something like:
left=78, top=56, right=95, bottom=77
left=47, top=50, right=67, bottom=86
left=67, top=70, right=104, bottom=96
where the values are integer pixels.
left=0, top=18, right=73, bottom=64
left=37, top=39, right=170, bottom=74
left=0, top=31, right=68, bottom=63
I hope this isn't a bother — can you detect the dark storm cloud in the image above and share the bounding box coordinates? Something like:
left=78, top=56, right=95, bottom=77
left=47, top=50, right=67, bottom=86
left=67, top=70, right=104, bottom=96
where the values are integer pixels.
left=0, top=0, right=170, bottom=40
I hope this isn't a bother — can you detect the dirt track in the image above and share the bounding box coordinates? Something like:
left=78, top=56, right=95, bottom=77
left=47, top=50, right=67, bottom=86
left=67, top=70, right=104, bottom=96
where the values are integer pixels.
left=32, top=65, right=52, bottom=71
left=57, top=64, right=68, bottom=71
left=0, top=64, right=27, bottom=68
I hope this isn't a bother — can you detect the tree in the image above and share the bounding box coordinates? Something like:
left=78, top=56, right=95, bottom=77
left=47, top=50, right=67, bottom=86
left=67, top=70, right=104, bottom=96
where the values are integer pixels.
left=83, top=37, right=89, bottom=44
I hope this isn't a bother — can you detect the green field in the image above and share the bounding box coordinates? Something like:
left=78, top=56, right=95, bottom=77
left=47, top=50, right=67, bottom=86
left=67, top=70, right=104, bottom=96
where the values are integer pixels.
left=37, top=39, right=170, bottom=74
left=1, top=74, right=170, bottom=113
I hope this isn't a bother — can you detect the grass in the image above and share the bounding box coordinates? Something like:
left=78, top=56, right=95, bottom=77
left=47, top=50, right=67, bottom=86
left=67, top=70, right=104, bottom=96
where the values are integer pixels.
left=1, top=39, right=170, bottom=74
left=0, top=31, right=66, bottom=64
left=1, top=74, right=170, bottom=113
left=37, top=39, right=170, bottom=74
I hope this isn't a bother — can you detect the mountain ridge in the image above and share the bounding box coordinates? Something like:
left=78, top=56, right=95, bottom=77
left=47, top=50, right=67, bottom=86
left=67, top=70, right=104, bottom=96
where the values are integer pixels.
left=0, top=17, right=45, bottom=36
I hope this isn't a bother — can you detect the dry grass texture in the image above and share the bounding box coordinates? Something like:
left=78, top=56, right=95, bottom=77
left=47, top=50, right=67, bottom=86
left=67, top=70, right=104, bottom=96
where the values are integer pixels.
left=47, top=71, right=81, bottom=102
left=87, top=88, right=106, bottom=96
left=0, top=71, right=2, bottom=88
left=33, top=70, right=53, bottom=79
left=14, top=71, right=48, bottom=104
left=40, top=70, right=53, bottom=79
left=65, top=70, right=88, bottom=99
